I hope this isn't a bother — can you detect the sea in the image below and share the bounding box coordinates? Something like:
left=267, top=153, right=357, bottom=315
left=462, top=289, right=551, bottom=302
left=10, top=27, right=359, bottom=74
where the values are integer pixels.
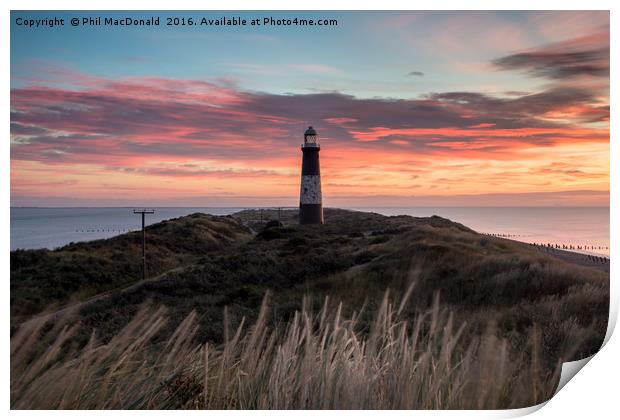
left=10, top=207, right=610, bottom=257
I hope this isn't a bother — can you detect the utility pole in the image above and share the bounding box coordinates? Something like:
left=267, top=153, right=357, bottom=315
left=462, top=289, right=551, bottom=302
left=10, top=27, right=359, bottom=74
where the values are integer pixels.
left=133, top=209, right=155, bottom=280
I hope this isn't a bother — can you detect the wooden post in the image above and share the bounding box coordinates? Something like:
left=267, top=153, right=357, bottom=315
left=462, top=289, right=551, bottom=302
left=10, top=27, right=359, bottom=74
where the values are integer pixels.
left=133, top=209, right=155, bottom=280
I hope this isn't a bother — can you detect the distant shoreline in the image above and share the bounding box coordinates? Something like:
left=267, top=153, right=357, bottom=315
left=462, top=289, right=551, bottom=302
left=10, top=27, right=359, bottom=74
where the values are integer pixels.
left=503, top=237, right=610, bottom=273
left=11, top=207, right=610, bottom=258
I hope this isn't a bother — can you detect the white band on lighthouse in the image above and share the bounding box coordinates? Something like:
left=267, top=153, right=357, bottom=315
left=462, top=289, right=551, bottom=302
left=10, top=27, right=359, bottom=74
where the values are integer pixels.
left=300, top=175, right=322, bottom=204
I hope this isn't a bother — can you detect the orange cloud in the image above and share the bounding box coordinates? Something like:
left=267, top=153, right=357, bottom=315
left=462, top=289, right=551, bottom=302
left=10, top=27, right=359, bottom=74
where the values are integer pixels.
left=10, top=65, right=608, bottom=206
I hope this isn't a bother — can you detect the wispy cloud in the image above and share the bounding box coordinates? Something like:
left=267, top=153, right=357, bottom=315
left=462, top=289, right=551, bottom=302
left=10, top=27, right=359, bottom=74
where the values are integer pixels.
left=493, top=31, right=609, bottom=79
left=289, top=64, right=341, bottom=74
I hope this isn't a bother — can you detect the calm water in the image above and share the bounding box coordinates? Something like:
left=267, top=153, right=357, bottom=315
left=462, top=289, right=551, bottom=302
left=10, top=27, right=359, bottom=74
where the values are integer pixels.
left=10, top=207, right=610, bottom=256
left=10, top=207, right=244, bottom=251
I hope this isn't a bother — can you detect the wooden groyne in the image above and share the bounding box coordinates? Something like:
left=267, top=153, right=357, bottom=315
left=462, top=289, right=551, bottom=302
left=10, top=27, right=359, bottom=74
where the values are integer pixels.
left=483, top=233, right=609, bottom=257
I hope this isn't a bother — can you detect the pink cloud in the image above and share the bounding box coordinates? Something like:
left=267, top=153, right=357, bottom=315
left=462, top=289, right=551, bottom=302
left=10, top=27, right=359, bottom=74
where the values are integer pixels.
left=10, top=40, right=609, bottom=204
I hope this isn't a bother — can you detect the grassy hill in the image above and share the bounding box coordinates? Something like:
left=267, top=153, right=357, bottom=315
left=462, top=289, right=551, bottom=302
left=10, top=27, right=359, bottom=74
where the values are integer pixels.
left=10, top=213, right=252, bottom=323
left=10, top=208, right=609, bottom=408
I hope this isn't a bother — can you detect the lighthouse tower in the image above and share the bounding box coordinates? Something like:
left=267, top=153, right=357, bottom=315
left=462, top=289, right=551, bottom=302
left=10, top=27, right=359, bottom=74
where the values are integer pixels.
left=299, top=126, right=324, bottom=224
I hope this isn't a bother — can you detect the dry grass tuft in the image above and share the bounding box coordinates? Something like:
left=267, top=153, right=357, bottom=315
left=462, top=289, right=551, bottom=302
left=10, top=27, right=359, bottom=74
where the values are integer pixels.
left=12, top=289, right=568, bottom=409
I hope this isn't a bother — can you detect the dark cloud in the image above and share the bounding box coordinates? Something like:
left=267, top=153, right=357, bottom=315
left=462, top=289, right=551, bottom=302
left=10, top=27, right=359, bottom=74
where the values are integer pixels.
left=10, top=123, right=49, bottom=136
left=430, top=87, right=608, bottom=124
left=406, top=71, right=424, bottom=77
left=10, top=69, right=608, bottom=167
left=493, top=32, right=609, bottom=79
left=494, top=49, right=608, bottom=79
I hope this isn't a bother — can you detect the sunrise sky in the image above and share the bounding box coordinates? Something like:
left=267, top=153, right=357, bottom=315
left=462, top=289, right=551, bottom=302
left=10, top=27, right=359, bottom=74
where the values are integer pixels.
left=10, top=11, right=609, bottom=207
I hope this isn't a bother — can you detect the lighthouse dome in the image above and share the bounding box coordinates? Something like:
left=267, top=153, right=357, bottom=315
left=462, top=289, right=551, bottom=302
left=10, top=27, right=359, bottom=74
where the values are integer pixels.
left=304, top=126, right=317, bottom=136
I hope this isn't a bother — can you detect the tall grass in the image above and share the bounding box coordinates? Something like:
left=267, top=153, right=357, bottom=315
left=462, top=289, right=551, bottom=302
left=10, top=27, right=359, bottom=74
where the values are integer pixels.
left=11, top=288, right=567, bottom=409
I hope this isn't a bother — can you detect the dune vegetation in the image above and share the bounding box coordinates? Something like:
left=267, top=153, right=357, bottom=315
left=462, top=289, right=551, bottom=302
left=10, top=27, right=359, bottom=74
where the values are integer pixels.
left=11, top=289, right=566, bottom=409
left=10, top=213, right=252, bottom=323
left=10, top=209, right=609, bottom=409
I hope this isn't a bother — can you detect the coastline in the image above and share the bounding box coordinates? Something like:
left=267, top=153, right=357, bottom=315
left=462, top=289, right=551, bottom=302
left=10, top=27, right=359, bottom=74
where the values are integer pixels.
left=10, top=207, right=610, bottom=255
left=506, top=237, right=610, bottom=273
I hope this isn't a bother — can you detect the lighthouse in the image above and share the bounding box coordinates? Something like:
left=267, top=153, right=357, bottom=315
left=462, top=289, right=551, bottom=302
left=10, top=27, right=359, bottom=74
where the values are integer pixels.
left=299, top=126, right=324, bottom=224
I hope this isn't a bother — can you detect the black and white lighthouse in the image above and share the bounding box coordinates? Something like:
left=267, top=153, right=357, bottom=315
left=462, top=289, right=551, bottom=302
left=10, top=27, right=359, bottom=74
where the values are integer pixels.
left=299, top=126, right=324, bottom=224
